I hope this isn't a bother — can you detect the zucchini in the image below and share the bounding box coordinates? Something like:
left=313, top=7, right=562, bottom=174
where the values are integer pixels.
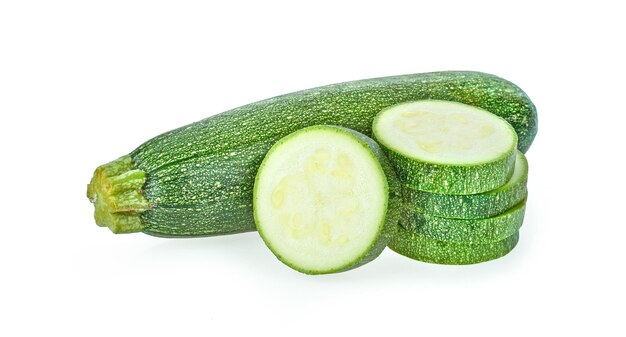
left=87, top=71, right=536, bottom=236
left=372, top=100, right=518, bottom=194
left=403, top=151, right=528, bottom=219
left=253, top=126, right=400, bottom=274
left=389, top=224, right=519, bottom=265
left=401, top=198, right=526, bottom=244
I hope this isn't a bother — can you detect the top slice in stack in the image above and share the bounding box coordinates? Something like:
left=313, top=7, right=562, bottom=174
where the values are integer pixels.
left=373, top=100, right=518, bottom=195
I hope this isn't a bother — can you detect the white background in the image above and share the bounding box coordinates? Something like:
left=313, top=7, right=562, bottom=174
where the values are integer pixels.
left=1, top=1, right=624, bottom=336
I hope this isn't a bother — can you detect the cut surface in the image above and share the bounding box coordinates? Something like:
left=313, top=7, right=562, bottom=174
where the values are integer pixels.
left=373, top=100, right=516, bottom=165
left=403, top=151, right=528, bottom=219
left=254, top=126, right=393, bottom=274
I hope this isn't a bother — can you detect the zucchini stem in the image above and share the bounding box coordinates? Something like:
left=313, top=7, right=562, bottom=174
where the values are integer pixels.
left=87, top=155, right=150, bottom=233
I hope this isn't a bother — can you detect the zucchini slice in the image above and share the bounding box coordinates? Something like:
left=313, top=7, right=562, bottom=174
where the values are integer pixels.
left=253, top=125, right=400, bottom=274
left=401, top=199, right=526, bottom=244
left=403, top=151, right=528, bottom=219
left=373, top=100, right=518, bottom=194
left=389, top=224, right=519, bottom=265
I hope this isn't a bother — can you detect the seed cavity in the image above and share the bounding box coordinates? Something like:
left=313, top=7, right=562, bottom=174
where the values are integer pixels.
left=270, top=148, right=361, bottom=245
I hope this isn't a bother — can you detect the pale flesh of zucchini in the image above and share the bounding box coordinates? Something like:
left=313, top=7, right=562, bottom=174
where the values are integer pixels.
left=254, top=126, right=392, bottom=274
left=375, top=100, right=516, bottom=164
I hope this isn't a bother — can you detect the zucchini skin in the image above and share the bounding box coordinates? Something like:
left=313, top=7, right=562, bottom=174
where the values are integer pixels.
left=389, top=224, right=519, bottom=265
left=403, top=151, right=528, bottom=219
left=400, top=199, right=526, bottom=244
left=139, top=139, right=276, bottom=237
left=380, top=144, right=516, bottom=194
left=90, top=71, right=537, bottom=236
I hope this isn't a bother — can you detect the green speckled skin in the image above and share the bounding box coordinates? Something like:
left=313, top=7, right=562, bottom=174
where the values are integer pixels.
left=403, top=151, right=528, bottom=219
left=254, top=126, right=401, bottom=274
left=389, top=224, right=519, bottom=265
left=401, top=199, right=526, bottom=244
left=138, top=139, right=276, bottom=237
left=381, top=144, right=516, bottom=194
left=94, top=71, right=536, bottom=237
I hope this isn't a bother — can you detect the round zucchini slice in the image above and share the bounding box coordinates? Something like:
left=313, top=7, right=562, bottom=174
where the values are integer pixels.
left=253, top=125, right=400, bottom=274
left=373, top=100, right=518, bottom=194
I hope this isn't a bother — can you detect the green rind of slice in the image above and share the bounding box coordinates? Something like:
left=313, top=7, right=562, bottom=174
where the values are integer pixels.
left=403, top=151, right=528, bottom=219
left=389, top=224, right=519, bottom=265
left=400, top=198, right=526, bottom=244
left=385, top=149, right=516, bottom=194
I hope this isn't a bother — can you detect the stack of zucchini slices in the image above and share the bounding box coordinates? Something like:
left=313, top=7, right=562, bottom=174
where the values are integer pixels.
left=373, top=100, right=528, bottom=265
left=87, top=71, right=537, bottom=274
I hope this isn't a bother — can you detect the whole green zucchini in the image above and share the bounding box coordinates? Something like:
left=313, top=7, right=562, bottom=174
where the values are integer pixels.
left=86, top=71, right=537, bottom=237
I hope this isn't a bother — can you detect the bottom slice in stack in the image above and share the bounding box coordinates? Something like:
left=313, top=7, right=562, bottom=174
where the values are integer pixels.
left=389, top=225, right=520, bottom=265
left=389, top=151, right=529, bottom=265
